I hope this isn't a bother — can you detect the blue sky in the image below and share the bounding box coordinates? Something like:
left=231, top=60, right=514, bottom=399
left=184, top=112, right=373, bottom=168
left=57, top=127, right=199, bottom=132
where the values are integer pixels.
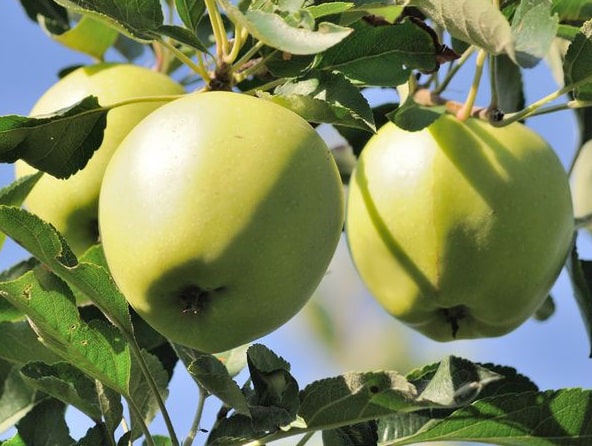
left=1, top=2, right=591, bottom=443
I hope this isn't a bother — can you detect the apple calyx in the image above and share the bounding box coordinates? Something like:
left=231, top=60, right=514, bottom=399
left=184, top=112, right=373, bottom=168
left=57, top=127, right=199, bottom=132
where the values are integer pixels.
left=442, top=305, right=469, bottom=338
left=178, top=284, right=226, bottom=315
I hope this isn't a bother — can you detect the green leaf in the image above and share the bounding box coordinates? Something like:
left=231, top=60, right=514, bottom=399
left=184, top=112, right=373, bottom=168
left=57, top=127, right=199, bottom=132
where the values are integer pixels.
left=380, top=389, right=592, bottom=445
left=0, top=173, right=43, bottom=208
left=511, top=0, right=559, bottom=68
left=564, top=19, right=592, bottom=100
left=218, top=0, right=352, bottom=55
left=266, top=71, right=375, bottom=131
left=565, top=239, right=592, bottom=357
left=409, top=0, right=515, bottom=58
left=493, top=54, right=525, bottom=113
left=0, top=246, right=35, bottom=304
left=0, top=173, right=42, bottom=252
left=15, top=399, right=74, bottom=446
left=318, top=19, right=438, bottom=87
left=0, top=206, right=133, bottom=335
left=19, top=0, right=70, bottom=34
left=206, top=414, right=259, bottom=446
left=184, top=348, right=250, bottom=414
left=552, top=0, right=592, bottom=21
left=336, top=102, right=396, bottom=157
left=299, top=370, right=417, bottom=430
left=214, top=344, right=249, bottom=378
left=157, top=24, right=210, bottom=53
left=176, top=0, right=206, bottom=31
left=54, top=0, right=164, bottom=42
left=305, top=2, right=354, bottom=19
left=20, top=361, right=104, bottom=420
left=0, top=360, right=41, bottom=433
left=0, top=266, right=131, bottom=396
left=0, top=321, right=61, bottom=365
left=95, top=379, right=124, bottom=440
left=45, top=15, right=119, bottom=59
left=387, top=95, right=445, bottom=132
left=322, top=421, right=377, bottom=446
left=129, top=350, right=170, bottom=441
left=0, top=96, right=107, bottom=179
left=247, top=344, right=300, bottom=431
left=412, top=356, right=503, bottom=408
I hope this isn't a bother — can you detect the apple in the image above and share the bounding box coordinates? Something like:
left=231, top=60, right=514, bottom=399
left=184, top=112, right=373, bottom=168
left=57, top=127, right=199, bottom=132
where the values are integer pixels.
left=346, top=115, right=574, bottom=341
left=98, top=91, right=344, bottom=353
left=15, top=63, right=185, bottom=256
left=571, top=139, right=592, bottom=230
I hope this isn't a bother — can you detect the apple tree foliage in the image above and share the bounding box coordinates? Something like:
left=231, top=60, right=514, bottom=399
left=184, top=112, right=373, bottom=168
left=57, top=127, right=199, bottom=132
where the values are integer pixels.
left=0, top=0, right=592, bottom=445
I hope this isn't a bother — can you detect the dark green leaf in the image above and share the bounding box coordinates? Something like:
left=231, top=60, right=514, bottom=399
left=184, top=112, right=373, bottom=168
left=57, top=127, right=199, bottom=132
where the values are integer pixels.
left=176, top=0, right=206, bottom=31
left=0, top=173, right=43, bottom=208
left=16, top=399, right=74, bottom=446
left=0, top=321, right=61, bottom=365
left=387, top=95, right=445, bottom=132
left=336, top=102, right=396, bottom=157
left=493, top=54, right=525, bottom=113
left=0, top=206, right=133, bottom=335
left=411, top=356, right=503, bottom=408
left=268, top=71, right=375, bottom=131
left=54, top=0, right=164, bottom=41
left=206, top=414, right=260, bottom=446
left=20, top=361, right=104, bottom=420
left=95, top=380, right=124, bottom=440
left=565, top=239, right=592, bottom=357
left=0, top=360, right=41, bottom=432
left=564, top=19, right=592, bottom=100
left=75, top=424, right=112, bottom=446
left=552, top=0, right=592, bottom=22
left=186, top=350, right=250, bottom=415
left=0, top=96, right=107, bottom=179
left=158, top=24, right=210, bottom=52
left=129, top=350, right=170, bottom=440
left=299, top=370, right=417, bottom=430
left=19, top=0, right=70, bottom=34
left=0, top=266, right=131, bottom=396
left=381, top=389, right=592, bottom=445
left=319, top=19, right=438, bottom=87
left=0, top=173, right=42, bottom=252
left=247, top=344, right=300, bottom=431
left=322, top=421, right=377, bottom=446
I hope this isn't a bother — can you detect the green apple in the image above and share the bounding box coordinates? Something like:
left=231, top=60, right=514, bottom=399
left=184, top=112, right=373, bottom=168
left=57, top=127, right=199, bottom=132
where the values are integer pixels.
left=346, top=115, right=574, bottom=341
left=99, top=91, right=344, bottom=353
left=15, top=63, right=185, bottom=256
left=571, top=139, right=592, bottom=229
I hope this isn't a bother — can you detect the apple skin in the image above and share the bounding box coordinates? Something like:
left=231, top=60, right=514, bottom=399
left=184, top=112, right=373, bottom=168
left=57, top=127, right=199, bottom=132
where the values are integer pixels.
left=99, top=91, right=344, bottom=353
left=15, top=63, right=185, bottom=256
left=346, top=115, right=574, bottom=341
left=571, top=139, right=592, bottom=229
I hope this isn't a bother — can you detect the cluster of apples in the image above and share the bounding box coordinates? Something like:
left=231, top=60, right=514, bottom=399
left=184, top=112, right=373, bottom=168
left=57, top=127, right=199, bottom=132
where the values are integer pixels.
left=18, top=63, right=575, bottom=353
left=17, top=64, right=344, bottom=353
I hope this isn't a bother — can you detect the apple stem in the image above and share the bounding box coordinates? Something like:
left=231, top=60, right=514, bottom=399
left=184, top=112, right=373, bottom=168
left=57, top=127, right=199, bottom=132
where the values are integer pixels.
left=183, top=385, right=209, bottom=446
left=456, top=49, right=488, bottom=122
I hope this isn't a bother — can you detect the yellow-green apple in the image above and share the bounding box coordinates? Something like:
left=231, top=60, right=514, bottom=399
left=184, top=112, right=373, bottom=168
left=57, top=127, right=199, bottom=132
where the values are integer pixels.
left=99, top=91, right=344, bottom=353
left=16, top=63, right=185, bottom=256
left=346, top=115, right=574, bottom=341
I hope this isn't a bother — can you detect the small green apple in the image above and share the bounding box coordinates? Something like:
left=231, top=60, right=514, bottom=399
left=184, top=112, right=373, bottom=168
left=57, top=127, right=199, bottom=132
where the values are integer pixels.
left=571, top=139, right=592, bottom=230
left=346, top=115, right=574, bottom=341
left=15, top=63, right=185, bottom=256
left=99, top=91, right=344, bottom=353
